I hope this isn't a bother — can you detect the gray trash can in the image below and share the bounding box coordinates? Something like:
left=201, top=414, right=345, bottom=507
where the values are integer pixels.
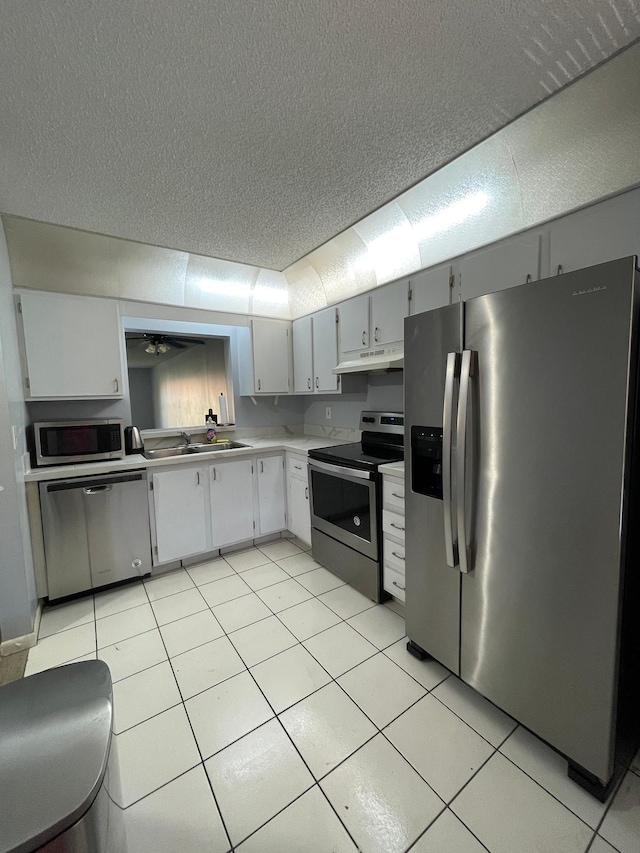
left=0, top=660, right=126, bottom=853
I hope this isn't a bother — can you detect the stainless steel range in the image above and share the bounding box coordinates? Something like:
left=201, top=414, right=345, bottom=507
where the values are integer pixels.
left=308, top=411, right=404, bottom=602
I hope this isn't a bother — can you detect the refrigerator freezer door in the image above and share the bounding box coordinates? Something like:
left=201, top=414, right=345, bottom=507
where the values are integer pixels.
left=461, top=256, right=637, bottom=784
left=404, top=303, right=462, bottom=673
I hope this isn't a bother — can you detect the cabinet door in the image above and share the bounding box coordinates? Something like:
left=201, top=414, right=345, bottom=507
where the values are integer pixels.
left=210, top=459, right=255, bottom=547
left=20, top=291, right=124, bottom=398
left=288, top=475, right=311, bottom=545
left=460, top=233, right=540, bottom=300
left=252, top=319, right=291, bottom=393
left=293, top=316, right=313, bottom=393
left=257, top=455, right=286, bottom=535
left=339, top=295, right=370, bottom=353
left=312, top=307, right=339, bottom=392
left=152, top=467, right=207, bottom=563
left=410, top=265, right=451, bottom=315
left=550, top=191, right=640, bottom=275
left=371, top=280, right=409, bottom=345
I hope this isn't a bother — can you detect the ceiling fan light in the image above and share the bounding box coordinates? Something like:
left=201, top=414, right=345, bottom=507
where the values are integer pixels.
left=157, top=343, right=170, bottom=354
left=145, top=342, right=156, bottom=353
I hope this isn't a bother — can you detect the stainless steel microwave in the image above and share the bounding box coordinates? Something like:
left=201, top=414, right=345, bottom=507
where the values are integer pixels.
left=33, top=419, right=125, bottom=466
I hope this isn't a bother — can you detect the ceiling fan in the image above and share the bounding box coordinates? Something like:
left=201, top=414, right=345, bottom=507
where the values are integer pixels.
left=127, top=333, right=206, bottom=356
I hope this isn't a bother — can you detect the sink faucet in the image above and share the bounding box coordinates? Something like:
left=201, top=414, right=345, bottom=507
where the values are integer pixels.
left=180, top=431, right=191, bottom=446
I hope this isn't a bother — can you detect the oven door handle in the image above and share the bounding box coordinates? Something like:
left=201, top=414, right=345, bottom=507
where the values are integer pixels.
left=308, top=459, right=374, bottom=481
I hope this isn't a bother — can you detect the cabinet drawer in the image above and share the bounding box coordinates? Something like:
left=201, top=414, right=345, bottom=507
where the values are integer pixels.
left=383, top=479, right=405, bottom=512
left=383, top=565, right=406, bottom=602
left=382, top=510, right=406, bottom=542
left=287, top=455, right=307, bottom=481
left=384, top=536, right=405, bottom=572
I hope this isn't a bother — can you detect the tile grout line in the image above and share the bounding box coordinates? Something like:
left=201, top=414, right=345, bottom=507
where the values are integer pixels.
left=139, top=573, right=237, bottom=853
left=218, top=617, right=361, bottom=850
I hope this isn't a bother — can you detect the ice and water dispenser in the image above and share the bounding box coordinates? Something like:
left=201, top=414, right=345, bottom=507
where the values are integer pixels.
left=411, top=427, right=444, bottom=499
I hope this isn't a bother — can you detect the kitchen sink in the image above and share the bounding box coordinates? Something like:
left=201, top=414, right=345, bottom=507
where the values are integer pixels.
left=143, top=441, right=249, bottom=460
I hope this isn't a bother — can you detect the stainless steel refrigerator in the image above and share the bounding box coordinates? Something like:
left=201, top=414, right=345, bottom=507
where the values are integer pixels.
left=404, top=255, right=640, bottom=799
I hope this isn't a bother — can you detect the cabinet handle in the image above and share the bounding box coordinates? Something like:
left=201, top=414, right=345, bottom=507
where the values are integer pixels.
left=308, top=378, right=311, bottom=389
left=362, top=331, right=367, bottom=346
left=305, top=486, right=308, bottom=499
left=391, top=551, right=405, bottom=561
left=315, top=377, right=319, bottom=389
left=212, top=468, right=216, bottom=481
left=391, top=492, right=404, bottom=500
left=390, top=522, right=405, bottom=531
left=258, top=378, right=262, bottom=391
left=374, top=326, right=379, bottom=342
left=557, top=264, right=563, bottom=276
left=392, top=580, right=405, bottom=591
left=114, top=378, right=119, bottom=393
left=260, top=460, right=264, bottom=473
left=294, top=464, right=302, bottom=470
left=525, top=274, right=532, bottom=284
left=196, top=471, right=200, bottom=485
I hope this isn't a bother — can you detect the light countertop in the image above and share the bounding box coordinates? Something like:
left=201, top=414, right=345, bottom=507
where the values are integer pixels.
left=25, top=436, right=350, bottom=482
left=379, top=460, right=405, bottom=479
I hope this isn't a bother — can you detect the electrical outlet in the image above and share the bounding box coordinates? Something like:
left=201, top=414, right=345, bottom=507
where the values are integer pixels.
left=325, top=407, right=332, bottom=420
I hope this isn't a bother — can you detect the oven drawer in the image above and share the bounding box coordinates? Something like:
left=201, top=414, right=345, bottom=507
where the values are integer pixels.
left=383, top=479, right=405, bottom=512
left=384, top=536, right=405, bottom=572
left=382, top=510, right=405, bottom=542
left=383, top=564, right=406, bottom=602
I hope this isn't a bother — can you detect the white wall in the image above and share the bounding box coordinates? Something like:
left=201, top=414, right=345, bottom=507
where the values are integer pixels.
left=304, top=373, right=403, bottom=430
left=0, top=223, right=36, bottom=642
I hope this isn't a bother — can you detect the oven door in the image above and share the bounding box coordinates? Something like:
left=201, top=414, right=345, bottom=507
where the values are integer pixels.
left=308, top=459, right=378, bottom=560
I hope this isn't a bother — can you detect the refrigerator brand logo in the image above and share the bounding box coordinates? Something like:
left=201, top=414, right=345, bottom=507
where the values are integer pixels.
left=571, top=286, right=608, bottom=297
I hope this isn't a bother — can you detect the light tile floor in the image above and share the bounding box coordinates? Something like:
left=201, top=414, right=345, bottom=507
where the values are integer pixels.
left=27, top=536, right=640, bottom=853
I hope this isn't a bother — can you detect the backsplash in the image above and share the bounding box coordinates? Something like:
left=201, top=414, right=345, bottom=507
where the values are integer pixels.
left=304, top=372, right=403, bottom=431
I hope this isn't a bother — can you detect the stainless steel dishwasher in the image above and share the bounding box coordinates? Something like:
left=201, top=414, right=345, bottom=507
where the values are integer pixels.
left=40, top=470, right=152, bottom=599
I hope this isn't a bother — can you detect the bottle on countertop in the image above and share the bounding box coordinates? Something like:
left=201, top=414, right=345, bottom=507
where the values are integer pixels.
left=206, top=426, right=216, bottom=443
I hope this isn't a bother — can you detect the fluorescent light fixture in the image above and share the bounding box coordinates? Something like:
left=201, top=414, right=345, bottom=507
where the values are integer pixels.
left=411, top=190, right=490, bottom=242
left=252, top=284, right=289, bottom=305
left=199, top=277, right=251, bottom=297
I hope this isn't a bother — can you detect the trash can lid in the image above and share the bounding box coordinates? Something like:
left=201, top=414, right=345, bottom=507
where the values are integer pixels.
left=0, top=660, right=113, bottom=853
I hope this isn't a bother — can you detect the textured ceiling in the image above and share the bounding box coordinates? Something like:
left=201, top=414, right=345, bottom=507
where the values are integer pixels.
left=1, top=2, right=639, bottom=271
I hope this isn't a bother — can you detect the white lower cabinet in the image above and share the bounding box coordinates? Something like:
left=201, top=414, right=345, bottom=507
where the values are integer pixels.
left=210, top=459, right=255, bottom=548
left=286, top=452, right=311, bottom=545
left=256, top=454, right=286, bottom=535
left=151, top=467, right=208, bottom=564
left=382, top=474, right=406, bottom=602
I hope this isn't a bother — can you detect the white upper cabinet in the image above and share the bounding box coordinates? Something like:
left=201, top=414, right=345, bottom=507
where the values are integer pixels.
left=256, top=454, right=286, bottom=535
left=251, top=318, right=291, bottom=394
left=312, top=307, right=339, bottom=392
left=460, top=232, right=540, bottom=300
left=549, top=190, right=640, bottom=276
left=338, top=294, right=370, bottom=353
left=410, top=265, right=452, bottom=315
left=370, top=280, right=409, bottom=345
left=210, top=459, right=255, bottom=548
left=19, top=291, right=125, bottom=399
left=151, top=467, right=208, bottom=564
left=293, top=315, right=313, bottom=393
left=292, top=307, right=339, bottom=394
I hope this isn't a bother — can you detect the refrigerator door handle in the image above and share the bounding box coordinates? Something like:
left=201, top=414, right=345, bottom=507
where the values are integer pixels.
left=443, top=351, right=459, bottom=567
left=457, top=349, right=474, bottom=574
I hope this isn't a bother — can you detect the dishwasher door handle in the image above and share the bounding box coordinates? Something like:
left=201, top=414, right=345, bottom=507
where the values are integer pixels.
left=82, top=485, right=113, bottom=494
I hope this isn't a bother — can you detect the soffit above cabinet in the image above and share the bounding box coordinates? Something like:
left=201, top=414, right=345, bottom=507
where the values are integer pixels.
left=1, top=1, right=639, bottom=270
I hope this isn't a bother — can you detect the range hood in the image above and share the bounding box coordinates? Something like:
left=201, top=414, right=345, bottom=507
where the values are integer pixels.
left=333, top=344, right=404, bottom=374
